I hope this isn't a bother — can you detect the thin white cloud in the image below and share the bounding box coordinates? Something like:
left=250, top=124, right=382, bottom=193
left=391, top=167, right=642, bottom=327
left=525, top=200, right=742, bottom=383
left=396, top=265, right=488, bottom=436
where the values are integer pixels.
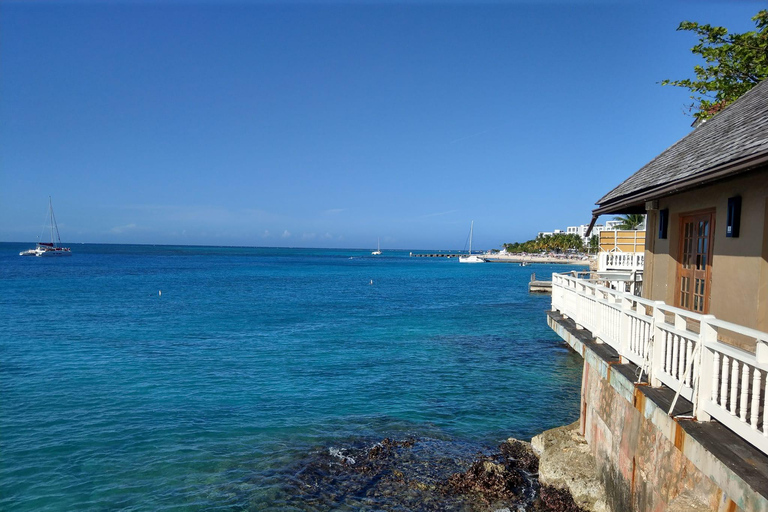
left=420, top=210, right=458, bottom=218
left=110, top=223, right=137, bottom=234
left=449, top=129, right=488, bottom=145
left=119, top=204, right=284, bottom=225
left=324, top=208, right=346, bottom=215
left=282, top=230, right=291, bottom=238
left=262, top=230, right=271, bottom=238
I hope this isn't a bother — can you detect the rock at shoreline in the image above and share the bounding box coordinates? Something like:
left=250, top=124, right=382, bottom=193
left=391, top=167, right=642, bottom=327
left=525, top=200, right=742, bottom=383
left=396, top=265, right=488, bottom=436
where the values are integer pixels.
left=279, top=435, right=588, bottom=511
left=500, top=437, right=539, bottom=474
left=532, top=421, right=608, bottom=512
left=444, top=437, right=586, bottom=511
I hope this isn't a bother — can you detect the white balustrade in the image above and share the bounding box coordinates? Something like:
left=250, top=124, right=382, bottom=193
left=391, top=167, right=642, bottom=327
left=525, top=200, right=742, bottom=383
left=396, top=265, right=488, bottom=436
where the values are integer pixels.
left=551, top=271, right=768, bottom=456
left=598, top=251, right=645, bottom=272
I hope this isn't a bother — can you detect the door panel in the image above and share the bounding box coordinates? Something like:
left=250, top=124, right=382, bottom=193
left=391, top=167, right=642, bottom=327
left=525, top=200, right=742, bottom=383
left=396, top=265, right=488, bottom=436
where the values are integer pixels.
left=676, top=211, right=714, bottom=314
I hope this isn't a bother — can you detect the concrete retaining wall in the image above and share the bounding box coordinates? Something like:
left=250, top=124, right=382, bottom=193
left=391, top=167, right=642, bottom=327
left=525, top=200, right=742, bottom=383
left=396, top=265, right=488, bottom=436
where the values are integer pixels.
left=581, top=358, right=732, bottom=511
left=548, top=311, right=768, bottom=512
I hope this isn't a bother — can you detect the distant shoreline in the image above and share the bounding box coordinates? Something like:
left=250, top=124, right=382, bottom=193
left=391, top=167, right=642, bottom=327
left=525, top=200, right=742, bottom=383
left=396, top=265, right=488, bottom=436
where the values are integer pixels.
left=482, top=254, right=590, bottom=265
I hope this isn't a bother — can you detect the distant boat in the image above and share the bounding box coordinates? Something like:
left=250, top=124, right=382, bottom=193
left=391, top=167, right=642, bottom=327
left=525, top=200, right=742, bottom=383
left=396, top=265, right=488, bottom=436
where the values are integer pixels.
left=371, top=238, right=382, bottom=255
left=20, top=197, right=72, bottom=257
left=459, top=221, right=485, bottom=263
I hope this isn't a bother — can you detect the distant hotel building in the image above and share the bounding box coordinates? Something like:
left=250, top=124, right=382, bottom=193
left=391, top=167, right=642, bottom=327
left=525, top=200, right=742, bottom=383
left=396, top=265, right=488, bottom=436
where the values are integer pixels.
left=563, top=219, right=635, bottom=245
left=537, top=218, right=645, bottom=247
left=538, top=220, right=625, bottom=245
left=536, top=229, right=565, bottom=238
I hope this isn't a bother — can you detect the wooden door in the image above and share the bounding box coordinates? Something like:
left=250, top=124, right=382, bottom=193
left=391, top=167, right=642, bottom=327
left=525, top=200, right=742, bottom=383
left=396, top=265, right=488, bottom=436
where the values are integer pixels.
left=676, top=211, right=715, bottom=313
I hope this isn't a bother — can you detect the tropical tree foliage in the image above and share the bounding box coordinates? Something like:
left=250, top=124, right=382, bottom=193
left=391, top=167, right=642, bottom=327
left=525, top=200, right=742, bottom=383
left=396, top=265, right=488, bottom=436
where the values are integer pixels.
left=588, top=234, right=600, bottom=254
left=661, top=10, right=768, bottom=120
left=612, top=214, right=645, bottom=230
left=503, top=233, right=584, bottom=254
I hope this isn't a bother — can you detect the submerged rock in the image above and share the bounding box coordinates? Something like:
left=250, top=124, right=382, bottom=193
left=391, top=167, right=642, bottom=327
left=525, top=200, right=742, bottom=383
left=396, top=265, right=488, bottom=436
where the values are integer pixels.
left=278, top=435, right=586, bottom=511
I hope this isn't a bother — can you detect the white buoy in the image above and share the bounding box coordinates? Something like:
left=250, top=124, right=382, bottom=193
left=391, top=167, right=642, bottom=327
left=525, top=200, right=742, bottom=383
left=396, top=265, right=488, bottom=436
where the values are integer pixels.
left=370, top=280, right=373, bottom=285
left=159, top=290, right=162, bottom=296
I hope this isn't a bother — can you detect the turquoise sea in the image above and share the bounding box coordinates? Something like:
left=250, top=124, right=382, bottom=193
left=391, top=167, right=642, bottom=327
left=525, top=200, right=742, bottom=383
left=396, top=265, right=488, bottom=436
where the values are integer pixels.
left=1, top=243, right=584, bottom=510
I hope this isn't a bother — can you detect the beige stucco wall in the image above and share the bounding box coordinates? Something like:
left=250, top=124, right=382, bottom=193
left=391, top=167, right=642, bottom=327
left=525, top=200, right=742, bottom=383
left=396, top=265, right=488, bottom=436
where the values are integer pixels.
left=642, top=169, right=768, bottom=331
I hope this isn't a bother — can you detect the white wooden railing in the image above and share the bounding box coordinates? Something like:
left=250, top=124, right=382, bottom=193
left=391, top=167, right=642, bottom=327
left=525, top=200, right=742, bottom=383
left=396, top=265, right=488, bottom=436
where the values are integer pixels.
left=552, top=271, right=768, bottom=456
left=598, top=251, right=645, bottom=272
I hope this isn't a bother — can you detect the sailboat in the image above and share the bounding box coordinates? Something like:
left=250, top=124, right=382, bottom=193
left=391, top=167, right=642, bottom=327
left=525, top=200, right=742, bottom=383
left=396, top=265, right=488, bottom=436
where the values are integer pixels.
left=371, top=238, right=382, bottom=255
left=19, top=197, right=72, bottom=257
left=459, top=221, right=485, bottom=263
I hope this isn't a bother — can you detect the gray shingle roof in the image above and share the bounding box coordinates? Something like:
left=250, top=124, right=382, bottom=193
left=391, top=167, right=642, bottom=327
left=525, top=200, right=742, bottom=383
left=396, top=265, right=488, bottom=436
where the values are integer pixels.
left=596, top=79, right=768, bottom=208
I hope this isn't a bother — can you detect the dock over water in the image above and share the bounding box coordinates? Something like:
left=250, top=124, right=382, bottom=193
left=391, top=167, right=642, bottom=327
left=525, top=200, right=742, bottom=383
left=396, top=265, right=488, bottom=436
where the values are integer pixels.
left=527, top=273, right=552, bottom=293
left=409, top=253, right=591, bottom=265
left=410, top=252, right=460, bottom=258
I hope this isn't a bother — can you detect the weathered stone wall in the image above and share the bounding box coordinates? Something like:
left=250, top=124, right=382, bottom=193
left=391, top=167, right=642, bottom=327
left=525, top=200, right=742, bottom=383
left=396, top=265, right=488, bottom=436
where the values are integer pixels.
left=547, top=312, right=768, bottom=512
left=581, top=359, right=736, bottom=512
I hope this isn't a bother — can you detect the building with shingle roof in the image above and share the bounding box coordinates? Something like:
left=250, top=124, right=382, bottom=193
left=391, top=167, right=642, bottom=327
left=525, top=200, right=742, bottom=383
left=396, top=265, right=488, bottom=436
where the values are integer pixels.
left=545, top=80, right=768, bottom=512
left=589, top=79, right=768, bottom=330
left=590, top=79, right=768, bottom=218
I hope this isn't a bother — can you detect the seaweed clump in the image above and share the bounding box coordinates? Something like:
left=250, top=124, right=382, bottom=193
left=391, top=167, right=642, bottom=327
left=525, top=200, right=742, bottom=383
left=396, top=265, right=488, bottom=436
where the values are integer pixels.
left=538, top=484, right=587, bottom=512
left=443, top=457, right=523, bottom=503
left=442, top=438, right=536, bottom=506
left=443, top=438, right=585, bottom=511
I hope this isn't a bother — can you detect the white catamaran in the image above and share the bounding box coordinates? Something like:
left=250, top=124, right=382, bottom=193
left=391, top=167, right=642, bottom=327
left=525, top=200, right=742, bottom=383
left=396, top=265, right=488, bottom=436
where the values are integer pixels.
left=459, top=221, right=485, bottom=263
left=20, top=197, right=72, bottom=257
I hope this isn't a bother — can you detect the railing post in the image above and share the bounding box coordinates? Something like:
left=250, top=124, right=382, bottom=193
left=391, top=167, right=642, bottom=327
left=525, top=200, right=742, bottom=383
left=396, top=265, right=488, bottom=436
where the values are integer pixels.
left=589, top=284, right=600, bottom=341
left=650, top=302, right=666, bottom=387
left=551, top=274, right=559, bottom=312
left=695, top=315, right=716, bottom=421
left=618, top=294, right=633, bottom=362
left=756, top=338, right=768, bottom=365
left=574, top=280, right=586, bottom=331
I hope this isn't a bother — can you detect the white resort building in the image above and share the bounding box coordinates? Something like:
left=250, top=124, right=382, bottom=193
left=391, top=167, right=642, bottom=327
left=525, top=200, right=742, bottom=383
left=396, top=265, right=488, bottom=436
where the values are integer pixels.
left=564, top=219, right=645, bottom=247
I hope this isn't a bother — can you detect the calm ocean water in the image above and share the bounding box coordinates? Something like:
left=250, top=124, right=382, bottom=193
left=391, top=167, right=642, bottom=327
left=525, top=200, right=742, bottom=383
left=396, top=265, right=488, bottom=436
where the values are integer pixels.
left=1, top=243, right=584, bottom=510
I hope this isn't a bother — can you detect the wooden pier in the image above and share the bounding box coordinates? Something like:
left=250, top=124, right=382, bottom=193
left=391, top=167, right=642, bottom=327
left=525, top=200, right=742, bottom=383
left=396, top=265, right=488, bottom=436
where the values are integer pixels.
left=528, top=273, right=552, bottom=293
left=409, top=252, right=461, bottom=258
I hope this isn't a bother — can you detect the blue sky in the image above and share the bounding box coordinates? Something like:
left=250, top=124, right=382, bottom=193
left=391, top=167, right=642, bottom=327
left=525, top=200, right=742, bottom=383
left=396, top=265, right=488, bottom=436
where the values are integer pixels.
left=1, top=0, right=763, bottom=250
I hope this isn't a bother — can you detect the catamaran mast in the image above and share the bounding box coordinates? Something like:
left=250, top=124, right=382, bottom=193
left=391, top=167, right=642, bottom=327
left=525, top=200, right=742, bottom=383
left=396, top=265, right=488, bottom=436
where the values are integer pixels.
left=469, top=221, right=473, bottom=255
left=49, top=197, right=62, bottom=246
left=49, top=197, right=55, bottom=246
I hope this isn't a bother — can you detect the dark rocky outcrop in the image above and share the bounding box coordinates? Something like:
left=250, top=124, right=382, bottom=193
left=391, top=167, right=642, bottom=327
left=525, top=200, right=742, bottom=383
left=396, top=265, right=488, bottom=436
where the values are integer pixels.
left=280, top=435, right=586, bottom=511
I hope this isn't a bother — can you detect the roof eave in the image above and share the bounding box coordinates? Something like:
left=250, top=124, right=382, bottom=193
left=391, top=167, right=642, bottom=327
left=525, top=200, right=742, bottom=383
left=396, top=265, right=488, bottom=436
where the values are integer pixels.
left=592, top=150, right=768, bottom=217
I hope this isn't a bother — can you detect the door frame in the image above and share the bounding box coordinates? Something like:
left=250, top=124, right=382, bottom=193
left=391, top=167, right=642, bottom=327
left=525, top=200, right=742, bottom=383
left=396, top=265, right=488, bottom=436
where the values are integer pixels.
left=674, top=208, right=716, bottom=314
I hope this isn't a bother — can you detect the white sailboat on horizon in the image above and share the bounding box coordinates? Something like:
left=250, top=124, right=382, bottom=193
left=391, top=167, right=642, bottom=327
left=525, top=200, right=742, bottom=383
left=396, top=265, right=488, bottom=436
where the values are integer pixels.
left=459, top=221, right=485, bottom=263
left=19, top=197, right=72, bottom=257
left=371, top=238, right=382, bottom=255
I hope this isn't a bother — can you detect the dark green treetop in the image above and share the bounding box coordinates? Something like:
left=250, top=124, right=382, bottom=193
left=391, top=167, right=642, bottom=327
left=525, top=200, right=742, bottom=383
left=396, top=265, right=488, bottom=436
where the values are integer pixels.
left=661, top=10, right=768, bottom=121
left=612, top=214, right=645, bottom=230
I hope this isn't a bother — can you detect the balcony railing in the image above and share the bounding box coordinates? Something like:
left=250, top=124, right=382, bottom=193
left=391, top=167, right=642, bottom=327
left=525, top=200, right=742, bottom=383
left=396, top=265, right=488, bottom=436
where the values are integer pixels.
left=552, top=271, right=768, bottom=456
left=598, top=251, right=644, bottom=272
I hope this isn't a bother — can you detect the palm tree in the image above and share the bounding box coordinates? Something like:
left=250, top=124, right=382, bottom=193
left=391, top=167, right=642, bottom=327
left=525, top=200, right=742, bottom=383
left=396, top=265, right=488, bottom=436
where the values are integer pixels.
left=589, top=234, right=600, bottom=254
left=613, top=214, right=645, bottom=230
